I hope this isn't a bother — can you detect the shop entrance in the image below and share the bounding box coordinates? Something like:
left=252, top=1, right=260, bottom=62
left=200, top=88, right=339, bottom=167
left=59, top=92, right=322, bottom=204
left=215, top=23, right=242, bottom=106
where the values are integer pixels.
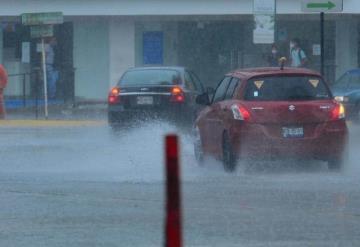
left=30, top=22, right=75, bottom=104
left=1, top=21, right=74, bottom=104
left=178, top=21, right=247, bottom=87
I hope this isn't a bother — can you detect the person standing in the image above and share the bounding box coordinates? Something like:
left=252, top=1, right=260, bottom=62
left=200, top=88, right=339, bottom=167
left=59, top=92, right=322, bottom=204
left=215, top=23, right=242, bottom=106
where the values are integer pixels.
left=289, top=38, right=308, bottom=68
left=267, top=44, right=281, bottom=67
left=45, top=37, right=59, bottom=99
left=0, top=64, right=8, bottom=119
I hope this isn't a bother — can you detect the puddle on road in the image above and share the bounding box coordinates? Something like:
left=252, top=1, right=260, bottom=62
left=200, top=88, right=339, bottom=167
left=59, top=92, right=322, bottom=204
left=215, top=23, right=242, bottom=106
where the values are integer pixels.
left=0, top=122, right=359, bottom=184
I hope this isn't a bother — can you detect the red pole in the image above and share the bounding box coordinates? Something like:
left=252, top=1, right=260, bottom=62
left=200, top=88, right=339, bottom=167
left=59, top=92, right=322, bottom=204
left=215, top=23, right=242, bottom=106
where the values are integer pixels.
left=0, top=64, right=8, bottom=119
left=165, top=135, right=182, bottom=247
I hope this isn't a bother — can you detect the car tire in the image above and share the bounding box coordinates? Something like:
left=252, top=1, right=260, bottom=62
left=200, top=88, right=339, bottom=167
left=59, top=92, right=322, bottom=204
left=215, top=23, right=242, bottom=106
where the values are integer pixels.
left=108, top=112, right=121, bottom=128
left=222, top=132, right=237, bottom=173
left=327, top=148, right=348, bottom=172
left=327, top=159, right=343, bottom=171
left=353, top=103, right=360, bottom=123
left=193, top=127, right=204, bottom=166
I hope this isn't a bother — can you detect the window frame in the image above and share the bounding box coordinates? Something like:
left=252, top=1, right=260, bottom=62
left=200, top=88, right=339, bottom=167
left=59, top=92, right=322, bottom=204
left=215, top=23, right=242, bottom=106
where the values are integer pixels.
left=212, top=76, right=232, bottom=103
left=184, top=70, right=197, bottom=91
left=189, top=71, right=205, bottom=93
left=224, top=78, right=240, bottom=100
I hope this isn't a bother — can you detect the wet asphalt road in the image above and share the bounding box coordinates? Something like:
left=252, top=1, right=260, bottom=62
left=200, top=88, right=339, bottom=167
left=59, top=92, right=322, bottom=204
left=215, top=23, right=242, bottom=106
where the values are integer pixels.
left=0, top=121, right=359, bottom=247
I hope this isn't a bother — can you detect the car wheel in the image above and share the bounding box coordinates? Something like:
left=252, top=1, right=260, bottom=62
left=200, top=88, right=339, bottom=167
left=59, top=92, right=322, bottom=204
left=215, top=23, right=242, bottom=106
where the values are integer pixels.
left=108, top=112, right=122, bottom=129
left=193, top=127, right=204, bottom=166
left=327, top=159, right=343, bottom=171
left=354, top=103, right=360, bottom=123
left=222, top=132, right=237, bottom=173
left=327, top=148, right=348, bottom=172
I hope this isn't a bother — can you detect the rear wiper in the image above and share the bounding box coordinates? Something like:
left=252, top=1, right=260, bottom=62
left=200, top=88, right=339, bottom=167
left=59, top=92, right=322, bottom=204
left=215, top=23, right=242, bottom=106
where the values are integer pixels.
left=287, top=95, right=314, bottom=100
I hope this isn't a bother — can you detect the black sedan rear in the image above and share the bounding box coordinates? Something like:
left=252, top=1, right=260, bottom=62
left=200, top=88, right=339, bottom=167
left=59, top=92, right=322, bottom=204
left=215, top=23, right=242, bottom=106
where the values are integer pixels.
left=108, top=67, right=204, bottom=127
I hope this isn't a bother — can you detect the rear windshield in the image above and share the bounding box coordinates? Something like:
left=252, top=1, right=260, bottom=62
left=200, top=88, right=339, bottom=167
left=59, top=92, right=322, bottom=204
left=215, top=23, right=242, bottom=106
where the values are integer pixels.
left=244, top=76, right=331, bottom=101
left=119, top=69, right=181, bottom=86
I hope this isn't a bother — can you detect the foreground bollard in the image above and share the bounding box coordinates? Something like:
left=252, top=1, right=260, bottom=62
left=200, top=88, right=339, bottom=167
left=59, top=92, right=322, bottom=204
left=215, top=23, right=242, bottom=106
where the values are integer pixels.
left=0, top=64, right=8, bottom=119
left=165, top=135, right=182, bottom=247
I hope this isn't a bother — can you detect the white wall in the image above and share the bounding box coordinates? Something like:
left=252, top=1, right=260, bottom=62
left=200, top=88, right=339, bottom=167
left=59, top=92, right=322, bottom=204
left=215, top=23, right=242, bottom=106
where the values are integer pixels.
left=109, top=19, right=135, bottom=88
left=1, top=0, right=359, bottom=16
left=163, top=22, right=178, bottom=66
left=335, top=17, right=358, bottom=79
left=73, top=17, right=109, bottom=100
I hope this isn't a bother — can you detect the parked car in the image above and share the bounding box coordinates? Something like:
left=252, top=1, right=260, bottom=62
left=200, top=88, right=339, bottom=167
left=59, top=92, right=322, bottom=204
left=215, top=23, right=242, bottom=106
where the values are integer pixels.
left=194, top=67, right=348, bottom=172
left=108, top=66, right=205, bottom=128
left=332, top=69, right=360, bottom=122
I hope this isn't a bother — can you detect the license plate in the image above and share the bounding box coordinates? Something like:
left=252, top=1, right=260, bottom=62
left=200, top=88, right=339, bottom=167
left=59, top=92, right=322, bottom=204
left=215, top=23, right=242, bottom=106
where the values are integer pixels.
left=282, top=127, right=304, bottom=138
left=136, top=96, right=153, bottom=105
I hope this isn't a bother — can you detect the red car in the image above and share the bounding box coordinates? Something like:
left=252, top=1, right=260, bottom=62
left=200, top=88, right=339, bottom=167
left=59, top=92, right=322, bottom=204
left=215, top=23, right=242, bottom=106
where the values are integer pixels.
left=194, top=67, right=348, bottom=172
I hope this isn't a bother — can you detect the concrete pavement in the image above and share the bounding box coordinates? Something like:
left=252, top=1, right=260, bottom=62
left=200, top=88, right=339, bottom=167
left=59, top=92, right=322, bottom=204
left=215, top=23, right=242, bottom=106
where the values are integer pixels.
left=0, top=120, right=359, bottom=246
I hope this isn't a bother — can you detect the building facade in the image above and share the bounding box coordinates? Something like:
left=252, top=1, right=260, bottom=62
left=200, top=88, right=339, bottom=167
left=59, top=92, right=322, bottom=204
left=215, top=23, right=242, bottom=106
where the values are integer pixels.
left=0, top=0, right=359, bottom=102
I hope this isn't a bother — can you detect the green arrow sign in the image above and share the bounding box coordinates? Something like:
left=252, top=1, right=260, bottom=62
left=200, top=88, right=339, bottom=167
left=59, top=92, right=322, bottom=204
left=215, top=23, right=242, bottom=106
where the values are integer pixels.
left=302, top=0, right=342, bottom=12
left=307, top=1, right=335, bottom=10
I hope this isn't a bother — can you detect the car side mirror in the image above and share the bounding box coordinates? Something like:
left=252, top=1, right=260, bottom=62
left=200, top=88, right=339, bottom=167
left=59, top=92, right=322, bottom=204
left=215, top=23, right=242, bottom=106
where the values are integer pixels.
left=196, top=93, right=210, bottom=105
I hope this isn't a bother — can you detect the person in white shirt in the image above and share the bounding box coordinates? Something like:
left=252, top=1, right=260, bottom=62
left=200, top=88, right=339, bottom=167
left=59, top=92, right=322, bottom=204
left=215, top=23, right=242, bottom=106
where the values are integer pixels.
left=289, top=38, right=307, bottom=68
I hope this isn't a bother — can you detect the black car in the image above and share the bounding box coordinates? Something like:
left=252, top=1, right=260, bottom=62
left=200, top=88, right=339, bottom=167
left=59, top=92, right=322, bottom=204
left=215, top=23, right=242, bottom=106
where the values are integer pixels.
left=108, top=66, right=205, bottom=127
left=332, top=69, right=360, bottom=122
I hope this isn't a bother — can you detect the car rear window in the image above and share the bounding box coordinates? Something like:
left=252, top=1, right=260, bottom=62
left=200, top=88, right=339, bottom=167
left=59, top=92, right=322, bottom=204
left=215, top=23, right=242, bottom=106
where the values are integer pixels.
left=244, top=76, right=331, bottom=101
left=119, top=69, right=181, bottom=86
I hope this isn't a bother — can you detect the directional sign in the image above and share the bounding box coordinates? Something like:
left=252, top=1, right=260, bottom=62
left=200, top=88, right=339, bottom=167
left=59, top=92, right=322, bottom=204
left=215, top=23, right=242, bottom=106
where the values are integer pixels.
left=30, top=25, right=53, bottom=39
left=302, top=0, right=343, bottom=12
left=22, top=12, right=63, bottom=26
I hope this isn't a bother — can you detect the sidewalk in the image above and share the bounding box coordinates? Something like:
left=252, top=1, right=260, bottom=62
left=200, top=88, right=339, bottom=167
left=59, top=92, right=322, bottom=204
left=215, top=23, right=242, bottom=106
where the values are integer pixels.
left=5, top=102, right=107, bottom=121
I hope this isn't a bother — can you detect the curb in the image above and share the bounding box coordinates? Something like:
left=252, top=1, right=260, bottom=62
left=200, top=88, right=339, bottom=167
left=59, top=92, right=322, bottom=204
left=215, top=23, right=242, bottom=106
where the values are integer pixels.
left=0, top=120, right=107, bottom=128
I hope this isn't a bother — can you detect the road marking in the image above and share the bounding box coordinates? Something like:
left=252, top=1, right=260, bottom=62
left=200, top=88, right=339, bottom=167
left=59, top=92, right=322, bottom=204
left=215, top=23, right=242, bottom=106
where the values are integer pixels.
left=0, top=120, right=106, bottom=127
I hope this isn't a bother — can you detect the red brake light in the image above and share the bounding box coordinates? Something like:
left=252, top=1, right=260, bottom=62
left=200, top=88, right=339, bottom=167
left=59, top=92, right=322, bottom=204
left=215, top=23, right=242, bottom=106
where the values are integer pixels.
left=240, top=106, right=251, bottom=120
left=330, top=103, right=345, bottom=120
left=231, top=104, right=250, bottom=121
left=170, top=86, right=185, bottom=103
left=108, top=87, right=120, bottom=104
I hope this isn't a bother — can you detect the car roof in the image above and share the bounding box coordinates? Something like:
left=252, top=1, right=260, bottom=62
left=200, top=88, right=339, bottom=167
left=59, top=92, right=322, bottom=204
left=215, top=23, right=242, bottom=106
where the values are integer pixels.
left=228, top=67, right=321, bottom=80
left=126, top=66, right=186, bottom=72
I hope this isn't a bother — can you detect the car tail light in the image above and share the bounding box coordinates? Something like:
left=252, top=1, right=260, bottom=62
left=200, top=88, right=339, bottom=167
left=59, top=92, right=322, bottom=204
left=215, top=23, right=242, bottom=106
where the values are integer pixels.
left=231, top=104, right=250, bottom=121
left=108, top=87, right=120, bottom=104
left=170, top=86, right=185, bottom=103
left=330, top=102, right=345, bottom=120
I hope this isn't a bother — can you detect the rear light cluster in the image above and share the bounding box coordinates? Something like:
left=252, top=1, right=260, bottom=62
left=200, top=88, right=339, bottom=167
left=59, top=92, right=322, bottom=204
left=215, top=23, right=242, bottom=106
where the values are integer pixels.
left=330, top=102, right=345, bottom=120
left=231, top=104, right=250, bottom=121
left=170, top=86, right=185, bottom=103
left=108, top=87, right=120, bottom=104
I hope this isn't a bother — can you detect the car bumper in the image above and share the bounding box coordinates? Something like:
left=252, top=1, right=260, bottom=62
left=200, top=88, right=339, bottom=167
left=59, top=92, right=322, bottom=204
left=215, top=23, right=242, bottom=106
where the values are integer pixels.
left=230, top=120, right=348, bottom=161
left=108, top=103, right=192, bottom=122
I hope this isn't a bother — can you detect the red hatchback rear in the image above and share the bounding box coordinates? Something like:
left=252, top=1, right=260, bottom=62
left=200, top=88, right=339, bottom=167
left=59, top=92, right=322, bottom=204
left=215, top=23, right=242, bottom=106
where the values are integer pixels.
left=194, top=67, right=348, bottom=172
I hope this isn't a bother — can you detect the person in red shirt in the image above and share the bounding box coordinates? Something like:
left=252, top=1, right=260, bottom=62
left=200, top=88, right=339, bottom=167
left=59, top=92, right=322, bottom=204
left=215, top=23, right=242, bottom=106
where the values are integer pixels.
left=0, top=64, right=8, bottom=119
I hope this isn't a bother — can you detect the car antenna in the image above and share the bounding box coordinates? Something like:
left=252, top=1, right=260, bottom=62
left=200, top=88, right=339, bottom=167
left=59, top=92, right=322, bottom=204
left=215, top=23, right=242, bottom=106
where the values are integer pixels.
left=279, top=57, right=287, bottom=70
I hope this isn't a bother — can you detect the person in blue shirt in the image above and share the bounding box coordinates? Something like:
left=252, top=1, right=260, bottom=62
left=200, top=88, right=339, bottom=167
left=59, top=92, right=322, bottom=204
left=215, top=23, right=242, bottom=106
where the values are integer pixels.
left=289, top=38, right=308, bottom=68
left=45, top=37, right=59, bottom=99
